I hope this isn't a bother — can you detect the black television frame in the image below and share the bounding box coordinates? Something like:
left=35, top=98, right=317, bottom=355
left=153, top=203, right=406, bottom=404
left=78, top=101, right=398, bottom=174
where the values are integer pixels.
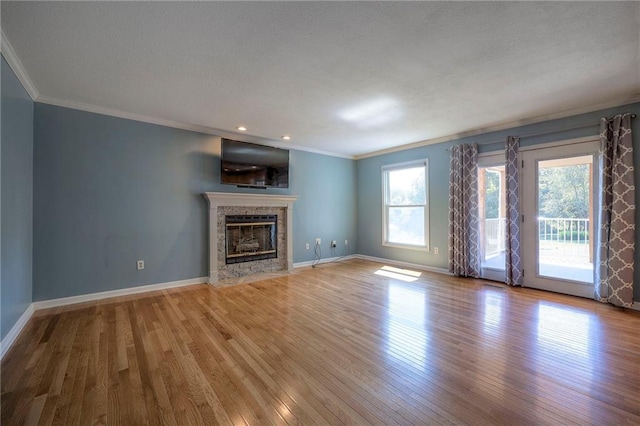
left=220, top=139, right=290, bottom=189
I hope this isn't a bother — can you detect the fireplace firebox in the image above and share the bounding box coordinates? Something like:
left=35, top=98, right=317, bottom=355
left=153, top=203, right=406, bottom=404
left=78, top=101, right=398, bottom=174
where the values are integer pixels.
left=225, top=215, right=277, bottom=264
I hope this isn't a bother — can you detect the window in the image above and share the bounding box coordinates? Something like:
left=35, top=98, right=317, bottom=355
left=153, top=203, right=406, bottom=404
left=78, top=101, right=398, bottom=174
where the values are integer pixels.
left=382, top=159, right=429, bottom=250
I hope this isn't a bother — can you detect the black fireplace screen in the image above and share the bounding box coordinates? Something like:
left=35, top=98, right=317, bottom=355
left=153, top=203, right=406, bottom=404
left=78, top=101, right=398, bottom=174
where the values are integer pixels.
left=225, top=215, right=277, bottom=264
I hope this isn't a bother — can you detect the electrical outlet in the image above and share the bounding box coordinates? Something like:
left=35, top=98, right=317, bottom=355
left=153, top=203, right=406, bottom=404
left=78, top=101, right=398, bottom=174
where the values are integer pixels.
left=433, top=247, right=439, bottom=255
left=137, top=260, right=145, bottom=270
left=305, top=243, right=310, bottom=250
left=331, top=240, right=337, bottom=248
left=315, top=238, right=321, bottom=245
left=345, top=239, right=349, bottom=246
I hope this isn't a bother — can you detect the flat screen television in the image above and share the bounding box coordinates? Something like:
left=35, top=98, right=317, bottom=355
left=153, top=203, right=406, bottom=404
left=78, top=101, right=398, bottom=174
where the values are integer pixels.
left=220, top=139, right=290, bottom=188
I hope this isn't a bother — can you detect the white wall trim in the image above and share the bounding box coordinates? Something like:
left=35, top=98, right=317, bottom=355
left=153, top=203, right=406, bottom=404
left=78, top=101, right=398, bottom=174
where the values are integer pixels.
left=0, top=31, right=39, bottom=100
left=518, top=135, right=600, bottom=152
left=1, top=264, right=636, bottom=360
left=31, top=276, right=207, bottom=311
left=351, top=255, right=640, bottom=309
left=353, top=254, right=452, bottom=276
left=0, top=304, right=35, bottom=360
left=37, top=95, right=233, bottom=137
left=293, top=254, right=356, bottom=268
left=355, top=94, right=640, bottom=160
left=3, top=26, right=637, bottom=161
left=1, top=277, right=207, bottom=359
left=35, top=96, right=354, bottom=160
left=5, top=28, right=635, bottom=162
left=0, top=33, right=350, bottom=160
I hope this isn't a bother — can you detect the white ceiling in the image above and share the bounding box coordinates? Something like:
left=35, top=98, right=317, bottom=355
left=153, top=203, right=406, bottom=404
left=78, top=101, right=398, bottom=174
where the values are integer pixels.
left=2, top=2, right=639, bottom=158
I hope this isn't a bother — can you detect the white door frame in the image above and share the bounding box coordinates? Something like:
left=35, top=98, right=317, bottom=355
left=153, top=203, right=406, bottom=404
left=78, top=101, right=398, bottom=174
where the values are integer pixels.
left=520, top=138, right=599, bottom=298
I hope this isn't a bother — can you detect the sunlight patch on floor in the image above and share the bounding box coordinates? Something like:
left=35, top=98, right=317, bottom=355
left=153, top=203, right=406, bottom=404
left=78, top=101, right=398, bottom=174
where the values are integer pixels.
left=375, top=265, right=422, bottom=282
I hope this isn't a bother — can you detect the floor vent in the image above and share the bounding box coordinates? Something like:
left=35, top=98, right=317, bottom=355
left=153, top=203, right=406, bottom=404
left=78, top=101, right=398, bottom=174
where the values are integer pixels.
left=483, top=282, right=506, bottom=289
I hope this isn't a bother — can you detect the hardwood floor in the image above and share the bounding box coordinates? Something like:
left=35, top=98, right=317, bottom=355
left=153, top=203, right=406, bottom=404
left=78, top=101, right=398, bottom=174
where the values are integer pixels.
left=2, top=259, right=640, bottom=425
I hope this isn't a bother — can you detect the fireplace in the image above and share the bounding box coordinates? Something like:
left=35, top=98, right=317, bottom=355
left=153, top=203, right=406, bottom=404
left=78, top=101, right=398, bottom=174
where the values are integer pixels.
left=203, top=192, right=298, bottom=283
left=225, top=215, right=277, bottom=264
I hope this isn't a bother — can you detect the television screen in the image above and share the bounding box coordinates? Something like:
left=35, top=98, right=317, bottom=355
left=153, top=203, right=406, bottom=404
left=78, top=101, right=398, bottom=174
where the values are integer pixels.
left=221, top=139, right=290, bottom=188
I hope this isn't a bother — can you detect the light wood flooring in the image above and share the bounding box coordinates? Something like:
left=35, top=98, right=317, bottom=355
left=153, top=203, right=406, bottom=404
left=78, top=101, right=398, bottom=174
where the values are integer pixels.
left=2, top=259, right=640, bottom=425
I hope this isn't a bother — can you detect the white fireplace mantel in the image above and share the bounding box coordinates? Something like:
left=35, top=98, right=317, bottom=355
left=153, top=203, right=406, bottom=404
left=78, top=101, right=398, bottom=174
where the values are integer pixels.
left=203, top=192, right=298, bottom=283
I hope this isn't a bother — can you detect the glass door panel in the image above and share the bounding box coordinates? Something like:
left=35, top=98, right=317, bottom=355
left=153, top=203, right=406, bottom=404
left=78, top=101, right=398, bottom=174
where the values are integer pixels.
left=478, top=154, right=506, bottom=282
left=521, top=140, right=599, bottom=298
left=537, top=156, right=593, bottom=283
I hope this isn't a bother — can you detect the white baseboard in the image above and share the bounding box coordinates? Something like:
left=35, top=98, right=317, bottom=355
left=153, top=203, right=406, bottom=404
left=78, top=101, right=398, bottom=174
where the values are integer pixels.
left=353, top=254, right=452, bottom=276
left=2, top=277, right=207, bottom=360
left=32, top=276, right=208, bottom=311
left=293, top=255, right=356, bottom=268
left=1, top=304, right=35, bottom=360
left=293, top=253, right=451, bottom=276
left=2, top=266, right=635, bottom=361
left=336, top=255, right=640, bottom=308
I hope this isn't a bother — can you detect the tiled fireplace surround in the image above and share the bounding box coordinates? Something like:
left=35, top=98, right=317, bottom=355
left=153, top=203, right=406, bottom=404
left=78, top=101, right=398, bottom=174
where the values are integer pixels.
left=203, top=192, right=298, bottom=283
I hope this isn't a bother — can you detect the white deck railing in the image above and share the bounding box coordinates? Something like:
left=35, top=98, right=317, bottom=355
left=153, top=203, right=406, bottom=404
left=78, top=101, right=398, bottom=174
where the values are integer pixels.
left=485, top=218, right=507, bottom=256
left=484, top=217, right=590, bottom=260
left=537, top=218, right=589, bottom=244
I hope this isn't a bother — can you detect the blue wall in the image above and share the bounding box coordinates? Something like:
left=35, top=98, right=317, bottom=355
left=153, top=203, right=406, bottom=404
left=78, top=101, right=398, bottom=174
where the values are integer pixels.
left=33, top=103, right=356, bottom=301
left=1, top=57, right=34, bottom=339
left=357, top=102, right=640, bottom=301
left=289, top=151, right=357, bottom=261
left=16, top=85, right=640, bottom=304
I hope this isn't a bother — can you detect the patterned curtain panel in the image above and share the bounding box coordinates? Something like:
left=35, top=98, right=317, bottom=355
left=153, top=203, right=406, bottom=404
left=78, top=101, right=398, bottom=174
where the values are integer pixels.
left=448, top=143, right=480, bottom=277
left=505, top=136, right=522, bottom=286
left=595, top=114, right=635, bottom=307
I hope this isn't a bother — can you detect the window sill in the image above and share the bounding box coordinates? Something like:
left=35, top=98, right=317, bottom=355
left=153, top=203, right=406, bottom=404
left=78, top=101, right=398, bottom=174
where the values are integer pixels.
left=382, top=242, right=429, bottom=252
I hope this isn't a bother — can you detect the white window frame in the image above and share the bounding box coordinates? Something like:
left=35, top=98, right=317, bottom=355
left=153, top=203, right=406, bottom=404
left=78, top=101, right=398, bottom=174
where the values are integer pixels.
left=382, top=159, right=429, bottom=251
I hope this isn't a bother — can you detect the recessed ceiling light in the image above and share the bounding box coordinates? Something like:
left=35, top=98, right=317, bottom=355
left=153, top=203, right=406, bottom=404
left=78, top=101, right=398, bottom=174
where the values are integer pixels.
left=237, top=126, right=247, bottom=131
left=281, top=135, right=291, bottom=140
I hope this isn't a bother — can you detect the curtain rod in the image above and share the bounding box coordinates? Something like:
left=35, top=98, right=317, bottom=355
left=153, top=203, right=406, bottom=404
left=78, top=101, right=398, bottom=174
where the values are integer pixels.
left=447, top=114, right=637, bottom=150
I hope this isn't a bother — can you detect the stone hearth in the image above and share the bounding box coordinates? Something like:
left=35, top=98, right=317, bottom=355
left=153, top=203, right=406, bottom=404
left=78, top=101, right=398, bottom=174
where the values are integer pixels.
left=203, top=192, right=298, bottom=284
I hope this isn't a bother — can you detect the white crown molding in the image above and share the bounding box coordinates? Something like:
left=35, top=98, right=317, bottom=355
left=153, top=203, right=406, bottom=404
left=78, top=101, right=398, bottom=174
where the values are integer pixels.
left=37, top=95, right=235, bottom=137
left=0, top=30, right=39, bottom=100
left=0, top=304, right=35, bottom=360
left=270, top=140, right=354, bottom=160
left=35, top=95, right=354, bottom=159
left=31, top=276, right=207, bottom=311
left=4, top=26, right=636, bottom=161
left=355, top=93, right=640, bottom=160
left=35, top=91, right=640, bottom=162
left=0, top=34, right=352, bottom=160
left=353, top=254, right=452, bottom=276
